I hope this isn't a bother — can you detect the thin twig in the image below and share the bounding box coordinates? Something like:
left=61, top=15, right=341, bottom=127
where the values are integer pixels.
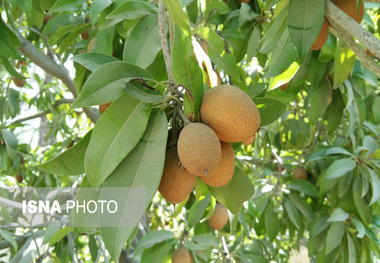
left=177, top=108, right=191, bottom=125
left=96, top=235, right=110, bottom=263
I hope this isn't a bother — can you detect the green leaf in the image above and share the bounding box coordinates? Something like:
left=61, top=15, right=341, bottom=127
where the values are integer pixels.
left=106, top=1, right=157, bottom=21
left=0, top=230, right=17, bottom=251
left=353, top=177, right=372, bottom=225
left=2, top=130, right=18, bottom=149
left=90, top=26, right=115, bottom=55
left=284, top=198, right=301, bottom=229
left=72, top=53, right=120, bottom=71
left=288, top=179, right=320, bottom=197
left=141, top=241, right=172, bottom=263
left=123, top=15, right=161, bottom=69
left=194, top=27, right=240, bottom=80
left=287, top=0, right=325, bottom=62
left=172, top=25, right=203, bottom=114
left=59, top=23, right=91, bottom=54
left=71, top=176, right=100, bottom=234
left=71, top=61, right=153, bottom=108
left=99, top=108, right=168, bottom=261
left=288, top=193, right=314, bottom=222
left=325, top=222, right=345, bottom=254
left=264, top=202, right=279, bottom=241
left=124, top=80, right=165, bottom=103
left=247, top=26, right=261, bottom=61
left=322, top=158, right=357, bottom=180
left=85, top=95, right=152, bottom=187
left=252, top=98, right=286, bottom=126
left=309, top=77, right=332, bottom=124
left=325, top=89, right=345, bottom=133
left=49, top=0, right=83, bottom=13
left=334, top=39, right=356, bottom=89
left=43, top=221, right=62, bottom=244
left=162, top=0, right=191, bottom=36
left=351, top=218, right=365, bottom=238
left=188, top=194, right=211, bottom=228
left=265, top=28, right=298, bottom=77
left=347, top=233, right=356, bottom=263
left=325, top=147, right=352, bottom=157
left=208, top=167, right=254, bottom=214
left=50, top=227, right=72, bottom=246
left=38, top=130, right=92, bottom=176
left=268, top=62, right=299, bottom=90
left=0, top=56, right=25, bottom=79
left=327, top=208, right=349, bottom=222
left=90, top=0, right=113, bottom=25
left=0, top=22, right=21, bottom=59
left=367, top=167, right=380, bottom=206
left=260, top=8, right=287, bottom=54
left=134, top=230, right=174, bottom=256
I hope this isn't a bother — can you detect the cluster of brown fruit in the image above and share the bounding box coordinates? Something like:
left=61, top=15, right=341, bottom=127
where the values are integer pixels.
left=311, top=0, right=364, bottom=50
left=159, top=85, right=261, bottom=204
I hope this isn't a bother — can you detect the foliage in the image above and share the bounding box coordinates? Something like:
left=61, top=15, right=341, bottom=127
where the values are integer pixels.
left=0, top=0, right=379, bottom=262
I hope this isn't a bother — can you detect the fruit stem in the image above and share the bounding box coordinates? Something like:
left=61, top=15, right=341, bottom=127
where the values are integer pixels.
left=177, top=107, right=191, bottom=126
left=204, top=169, right=210, bottom=178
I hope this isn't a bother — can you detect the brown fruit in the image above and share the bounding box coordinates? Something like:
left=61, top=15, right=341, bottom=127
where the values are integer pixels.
left=200, top=85, right=261, bottom=143
left=172, top=246, right=193, bottom=263
left=99, top=102, right=111, bottom=113
left=206, top=71, right=221, bottom=87
left=200, top=142, right=235, bottom=187
left=15, top=172, right=22, bottom=183
left=292, top=167, right=308, bottom=180
left=87, top=38, right=96, bottom=52
left=208, top=203, right=229, bottom=230
left=44, top=14, right=53, bottom=24
left=158, top=147, right=196, bottom=204
left=238, top=0, right=250, bottom=3
left=242, top=136, right=255, bottom=146
left=13, top=77, right=26, bottom=88
left=199, top=40, right=208, bottom=56
left=280, top=82, right=289, bottom=91
left=331, top=0, right=364, bottom=24
left=177, top=123, right=221, bottom=177
left=311, top=17, right=329, bottom=51
left=81, top=30, right=90, bottom=40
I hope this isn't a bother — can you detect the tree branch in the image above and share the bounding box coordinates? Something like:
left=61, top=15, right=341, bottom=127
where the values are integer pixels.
left=158, top=0, right=175, bottom=85
left=11, top=99, right=75, bottom=125
left=364, top=0, right=380, bottom=3
left=7, top=27, right=99, bottom=123
left=332, top=22, right=380, bottom=78
left=325, top=0, right=380, bottom=59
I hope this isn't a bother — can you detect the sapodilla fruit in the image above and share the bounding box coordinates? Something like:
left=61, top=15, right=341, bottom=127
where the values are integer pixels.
left=158, top=147, right=196, bottom=204
left=292, top=167, right=308, bottom=180
left=311, top=17, right=329, bottom=51
left=172, top=246, right=193, bottom=263
left=242, top=135, right=255, bottom=146
left=99, top=102, right=111, bottom=113
left=331, top=0, right=364, bottom=24
left=13, top=77, right=26, bottom=88
left=200, top=85, right=261, bottom=143
left=201, top=142, right=235, bottom=187
left=177, top=123, right=221, bottom=177
left=208, top=203, right=229, bottom=230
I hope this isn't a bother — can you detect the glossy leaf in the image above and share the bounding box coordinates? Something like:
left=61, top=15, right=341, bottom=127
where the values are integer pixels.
left=208, top=167, right=254, bottom=214
left=124, top=80, right=165, bottom=103
left=253, top=97, right=287, bottom=126
left=188, top=194, right=211, bottom=228
left=123, top=15, right=161, bottom=69
left=264, top=202, right=279, bottom=241
left=287, top=0, right=325, bottom=62
left=353, top=177, right=372, bottom=225
left=327, top=208, right=349, bottom=222
left=85, top=95, right=152, bottom=187
left=260, top=8, right=287, bottom=54
left=288, top=193, right=314, bottom=221
left=134, top=230, right=174, bottom=256
left=321, top=158, right=357, bottom=180
left=162, top=0, right=191, bottom=36
left=72, top=53, right=120, bottom=71
left=367, top=167, right=380, bottom=206
left=106, top=1, right=157, bottom=21
left=99, top=108, right=167, bottom=261
left=71, top=62, right=153, bottom=108
left=38, top=130, right=92, bottom=176
left=284, top=199, right=301, bottom=229
left=325, top=222, right=345, bottom=254
left=334, top=39, right=356, bottom=89
left=49, top=0, right=83, bottom=13
left=309, top=77, right=332, bottom=124
left=288, top=179, right=320, bottom=198
left=172, top=25, right=203, bottom=114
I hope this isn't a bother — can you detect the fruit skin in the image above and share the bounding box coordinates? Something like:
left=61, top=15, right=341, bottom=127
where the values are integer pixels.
left=280, top=82, right=289, bottom=91
left=238, top=0, right=250, bottom=3
left=13, top=77, right=26, bottom=88
left=201, top=142, right=235, bottom=187
left=81, top=30, right=90, bottom=40
left=178, top=123, right=221, bottom=176
left=15, top=172, right=22, bottom=183
left=200, top=85, right=261, bottom=143
left=311, top=17, right=330, bottom=51
left=208, top=203, right=229, bottom=230
left=242, top=136, right=255, bottom=146
left=331, top=0, right=364, bottom=24
left=172, top=246, right=193, bottom=263
left=158, top=147, right=196, bottom=204
left=99, top=102, right=111, bottom=113
left=292, top=167, right=308, bottom=180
